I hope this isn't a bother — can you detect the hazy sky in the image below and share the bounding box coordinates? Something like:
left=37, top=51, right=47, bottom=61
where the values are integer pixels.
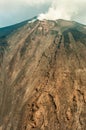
left=0, top=0, right=86, bottom=27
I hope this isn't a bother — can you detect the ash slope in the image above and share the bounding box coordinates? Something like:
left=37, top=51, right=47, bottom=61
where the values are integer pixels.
left=0, top=19, right=86, bottom=130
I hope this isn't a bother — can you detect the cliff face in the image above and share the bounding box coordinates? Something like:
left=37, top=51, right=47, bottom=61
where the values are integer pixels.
left=0, top=19, right=86, bottom=130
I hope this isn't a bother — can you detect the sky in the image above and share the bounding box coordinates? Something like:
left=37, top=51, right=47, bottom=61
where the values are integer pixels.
left=0, top=0, right=86, bottom=27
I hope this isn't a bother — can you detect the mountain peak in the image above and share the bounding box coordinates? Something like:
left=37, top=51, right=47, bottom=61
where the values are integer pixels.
left=0, top=18, right=86, bottom=130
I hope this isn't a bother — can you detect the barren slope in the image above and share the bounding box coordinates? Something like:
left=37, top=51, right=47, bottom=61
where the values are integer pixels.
left=0, top=19, right=86, bottom=130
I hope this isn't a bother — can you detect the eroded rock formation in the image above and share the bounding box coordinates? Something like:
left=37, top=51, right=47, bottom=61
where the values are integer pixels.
left=0, top=19, right=86, bottom=130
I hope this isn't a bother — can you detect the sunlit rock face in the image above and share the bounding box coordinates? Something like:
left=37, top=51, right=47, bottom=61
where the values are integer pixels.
left=0, top=19, right=86, bottom=130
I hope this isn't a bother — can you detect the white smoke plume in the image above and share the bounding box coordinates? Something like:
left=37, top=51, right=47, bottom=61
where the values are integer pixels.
left=0, top=0, right=86, bottom=27
left=38, top=0, right=86, bottom=22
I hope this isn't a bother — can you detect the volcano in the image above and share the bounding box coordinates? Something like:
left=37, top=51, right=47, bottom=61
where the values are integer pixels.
left=0, top=19, right=86, bottom=130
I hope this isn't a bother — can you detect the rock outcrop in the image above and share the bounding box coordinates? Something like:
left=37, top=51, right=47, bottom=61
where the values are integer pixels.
left=0, top=19, right=86, bottom=130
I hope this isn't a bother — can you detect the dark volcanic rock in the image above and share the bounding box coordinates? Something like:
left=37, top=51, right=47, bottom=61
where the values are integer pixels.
left=0, top=19, right=86, bottom=130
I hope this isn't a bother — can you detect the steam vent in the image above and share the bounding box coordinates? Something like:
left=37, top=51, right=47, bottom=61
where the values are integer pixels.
left=0, top=19, right=86, bottom=130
